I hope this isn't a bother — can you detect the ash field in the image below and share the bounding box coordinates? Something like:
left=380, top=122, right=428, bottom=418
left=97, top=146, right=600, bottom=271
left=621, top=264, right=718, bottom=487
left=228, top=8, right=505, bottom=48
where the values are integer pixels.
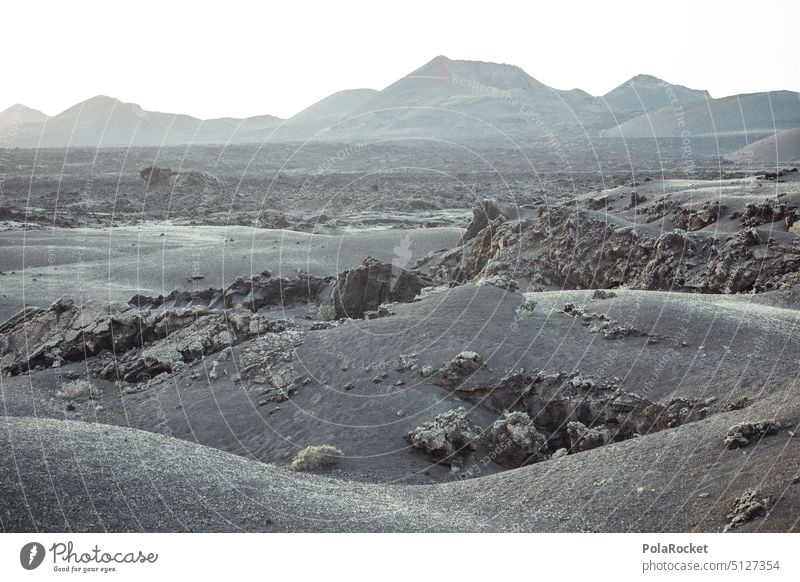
left=2, top=56, right=800, bottom=533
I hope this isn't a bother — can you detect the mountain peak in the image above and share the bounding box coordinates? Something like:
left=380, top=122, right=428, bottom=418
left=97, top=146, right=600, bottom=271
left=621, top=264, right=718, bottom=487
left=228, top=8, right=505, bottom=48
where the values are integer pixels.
left=626, top=74, right=666, bottom=85
left=403, top=55, right=550, bottom=96
left=429, top=54, right=453, bottom=65
left=0, top=103, right=50, bottom=127
left=603, top=75, right=710, bottom=113
left=2, top=103, right=38, bottom=113
left=53, top=95, right=145, bottom=119
left=86, top=94, right=121, bottom=104
left=1, top=103, right=47, bottom=114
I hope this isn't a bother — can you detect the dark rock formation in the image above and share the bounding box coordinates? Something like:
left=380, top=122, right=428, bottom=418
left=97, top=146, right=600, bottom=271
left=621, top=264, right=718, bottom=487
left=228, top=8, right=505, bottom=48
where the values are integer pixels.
left=436, top=351, right=482, bottom=386
left=445, top=367, right=716, bottom=452
left=485, top=411, right=549, bottom=466
left=331, top=257, right=431, bottom=319
left=139, top=165, right=222, bottom=191
left=739, top=201, right=792, bottom=227
left=139, top=165, right=174, bottom=188
left=130, top=270, right=331, bottom=312
left=627, top=191, right=646, bottom=209
left=673, top=201, right=724, bottom=231
left=592, top=289, right=617, bottom=300
left=0, top=295, right=279, bottom=381
left=461, top=199, right=504, bottom=243
left=0, top=260, right=433, bottom=381
left=434, top=199, right=800, bottom=294
left=567, top=421, right=613, bottom=453
left=433, top=199, right=532, bottom=283
left=723, top=419, right=782, bottom=450
left=724, top=489, right=770, bottom=532
left=407, top=407, right=482, bottom=468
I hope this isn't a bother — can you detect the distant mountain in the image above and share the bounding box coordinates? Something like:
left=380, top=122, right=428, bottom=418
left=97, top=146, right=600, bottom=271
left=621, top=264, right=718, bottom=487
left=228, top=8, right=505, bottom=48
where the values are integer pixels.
left=0, top=104, right=49, bottom=137
left=4, top=56, right=799, bottom=149
left=7, top=96, right=283, bottom=148
left=728, top=127, right=800, bottom=164
left=256, top=88, right=379, bottom=141
left=317, top=55, right=611, bottom=141
left=285, top=89, right=377, bottom=128
left=602, top=90, right=800, bottom=138
left=601, top=74, right=710, bottom=116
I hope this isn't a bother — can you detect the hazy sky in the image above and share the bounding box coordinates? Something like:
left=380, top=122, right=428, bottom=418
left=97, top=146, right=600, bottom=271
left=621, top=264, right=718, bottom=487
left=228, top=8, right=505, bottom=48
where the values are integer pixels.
left=3, top=0, right=797, bottom=119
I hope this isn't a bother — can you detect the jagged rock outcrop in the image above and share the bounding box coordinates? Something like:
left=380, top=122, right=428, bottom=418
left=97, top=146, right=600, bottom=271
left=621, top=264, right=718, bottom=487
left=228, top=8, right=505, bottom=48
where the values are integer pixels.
left=1, top=298, right=151, bottom=375
left=485, top=411, right=549, bottom=466
left=724, top=489, right=770, bottom=532
left=508, top=206, right=711, bottom=290
left=331, top=257, right=431, bottom=319
left=407, top=407, right=482, bottom=468
left=139, top=165, right=222, bottom=191
left=102, top=309, right=281, bottom=382
left=130, top=270, right=331, bottom=311
left=224, top=271, right=331, bottom=311
left=139, top=166, right=174, bottom=187
left=0, top=295, right=279, bottom=380
left=409, top=364, right=719, bottom=465
left=444, top=367, right=716, bottom=452
left=0, top=260, right=434, bottom=379
left=461, top=199, right=505, bottom=242
left=238, top=329, right=305, bottom=400
left=723, top=419, right=782, bottom=450
left=673, top=201, right=724, bottom=231
left=738, top=200, right=793, bottom=227
left=436, top=351, right=483, bottom=386
left=567, top=421, right=613, bottom=453
left=434, top=199, right=529, bottom=282
left=434, top=200, right=800, bottom=294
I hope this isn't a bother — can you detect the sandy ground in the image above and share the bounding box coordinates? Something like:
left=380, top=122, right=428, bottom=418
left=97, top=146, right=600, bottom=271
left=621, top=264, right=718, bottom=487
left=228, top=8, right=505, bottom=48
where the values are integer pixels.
left=2, top=175, right=800, bottom=532
left=2, top=395, right=798, bottom=532
left=0, top=224, right=461, bottom=320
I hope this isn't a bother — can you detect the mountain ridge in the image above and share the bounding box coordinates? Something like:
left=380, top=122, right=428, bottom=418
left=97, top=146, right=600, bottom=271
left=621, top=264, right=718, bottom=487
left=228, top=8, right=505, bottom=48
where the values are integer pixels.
left=603, top=89, right=800, bottom=138
left=4, top=56, right=797, bottom=148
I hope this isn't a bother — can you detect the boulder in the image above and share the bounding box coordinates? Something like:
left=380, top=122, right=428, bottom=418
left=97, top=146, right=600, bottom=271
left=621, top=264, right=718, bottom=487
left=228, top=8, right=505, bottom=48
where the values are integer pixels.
left=461, top=199, right=504, bottom=243
left=437, top=351, right=482, bottom=386
left=724, top=488, right=770, bottom=532
left=407, top=407, right=482, bottom=468
left=139, top=165, right=174, bottom=187
left=138, top=165, right=222, bottom=191
left=567, top=421, right=613, bottom=453
left=331, top=257, right=431, bottom=319
left=723, top=419, right=782, bottom=450
left=486, top=411, right=549, bottom=467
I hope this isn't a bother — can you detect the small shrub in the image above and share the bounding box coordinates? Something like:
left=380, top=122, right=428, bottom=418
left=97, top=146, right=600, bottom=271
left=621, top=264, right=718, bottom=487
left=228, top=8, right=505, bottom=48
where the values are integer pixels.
left=516, top=296, right=537, bottom=317
left=55, top=379, right=98, bottom=400
left=316, top=303, right=336, bottom=321
left=290, top=444, right=343, bottom=471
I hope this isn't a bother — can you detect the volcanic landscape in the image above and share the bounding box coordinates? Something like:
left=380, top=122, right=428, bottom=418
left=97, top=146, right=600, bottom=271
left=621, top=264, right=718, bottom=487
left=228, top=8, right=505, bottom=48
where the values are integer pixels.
left=2, top=56, right=800, bottom=533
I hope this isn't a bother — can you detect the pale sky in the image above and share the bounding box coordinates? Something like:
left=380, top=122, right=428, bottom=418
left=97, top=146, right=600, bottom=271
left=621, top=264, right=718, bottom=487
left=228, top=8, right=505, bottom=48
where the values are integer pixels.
left=3, top=0, right=797, bottom=119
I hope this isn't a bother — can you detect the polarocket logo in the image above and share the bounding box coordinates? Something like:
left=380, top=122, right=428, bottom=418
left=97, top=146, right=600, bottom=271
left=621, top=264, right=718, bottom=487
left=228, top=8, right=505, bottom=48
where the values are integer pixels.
left=20, top=542, right=46, bottom=570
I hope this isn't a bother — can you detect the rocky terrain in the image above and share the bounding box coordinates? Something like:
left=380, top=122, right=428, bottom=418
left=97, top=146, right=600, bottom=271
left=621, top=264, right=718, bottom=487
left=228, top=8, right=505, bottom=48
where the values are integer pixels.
left=2, top=54, right=800, bottom=533
left=430, top=172, right=800, bottom=294
left=2, top=166, right=800, bottom=532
